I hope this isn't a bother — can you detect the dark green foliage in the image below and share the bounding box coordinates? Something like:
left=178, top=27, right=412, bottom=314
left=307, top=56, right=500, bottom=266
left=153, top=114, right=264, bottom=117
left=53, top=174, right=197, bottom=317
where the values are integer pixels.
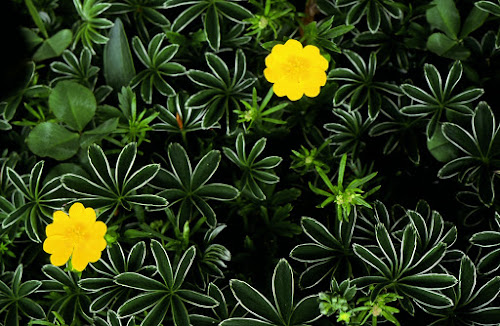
left=290, top=215, right=363, bottom=288
left=130, top=33, right=185, bottom=104
left=470, top=212, right=500, bottom=275
left=422, top=255, right=500, bottom=326
left=78, top=241, right=155, bottom=313
left=1, top=161, right=69, bottom=242
left=438, top=102, right=500, bottom=206
left=223, top=133, right=281, bottom=200
left=353, top=223, right=457, bottom=310
left=0, top=265, right=45, bottom=325
left=400, top=61, right=484, bottom=139
left=61, top=143, right=167, bottom=218
left=153, top=142, right=239, bottom=227
left=165, top=0, right=252, bottom=51
left=115, top=240, right=218, bottom=326
left=2, top=0, right=500, bottom=325
left=329, top=50, right=401, bottom=118
left=222, top=259, right=321, bottom=326
left=186, top=50, right=255, bottom=133
left=50, top=49, right=100, bottom=89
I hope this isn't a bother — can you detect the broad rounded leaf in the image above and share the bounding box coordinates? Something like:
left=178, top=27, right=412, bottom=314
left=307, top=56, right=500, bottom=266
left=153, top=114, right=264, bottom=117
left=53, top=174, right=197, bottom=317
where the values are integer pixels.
left=49, top=81, right=97, bottom=131
left=27, top=122, right=80, bottom=160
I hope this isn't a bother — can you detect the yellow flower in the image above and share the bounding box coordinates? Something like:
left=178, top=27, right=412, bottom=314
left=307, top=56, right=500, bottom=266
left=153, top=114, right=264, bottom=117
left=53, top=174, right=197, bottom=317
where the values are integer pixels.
left=43, top=203, right=107, bottom=272
left=264, top=39, right=328, bottom=101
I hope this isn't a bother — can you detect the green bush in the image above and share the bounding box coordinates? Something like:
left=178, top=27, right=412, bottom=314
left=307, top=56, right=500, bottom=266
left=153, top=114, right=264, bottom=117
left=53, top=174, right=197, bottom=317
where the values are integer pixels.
left=1, top=0, right=500, bottom=325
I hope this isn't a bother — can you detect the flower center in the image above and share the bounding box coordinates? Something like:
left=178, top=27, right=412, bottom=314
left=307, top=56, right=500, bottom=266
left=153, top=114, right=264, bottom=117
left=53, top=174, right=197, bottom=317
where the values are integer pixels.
left=283, top=55, right=309, bottom=82
left=71, top=223, right=89, bottom=244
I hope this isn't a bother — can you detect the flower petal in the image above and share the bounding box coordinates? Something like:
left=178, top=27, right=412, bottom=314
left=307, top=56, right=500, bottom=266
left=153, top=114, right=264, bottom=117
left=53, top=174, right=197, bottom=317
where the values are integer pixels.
left=82, top=207, right=97, bottom=224
left=303, top=45, right=328, bottom=71
left=43, top=235, right=72, bottom=254
left=273, top=81, right=289, bottom=98
left=305, top=68, right=327, bottom=87
left=304, top=85, right=321, bottom=98
left=284, top=39, right=303, bottom=52
left=50, top=251, right=72, bottom=266
left=92, top=221, right=107, bottom=237
left=72, top=238, right=107, bottom=271
left=46, top=237, right=73, bottom=266
left=69, top=202, right=85, bottom=218
left=264, top=67, right=280, bottom=83
left=46, top=211, right=71, bottom=237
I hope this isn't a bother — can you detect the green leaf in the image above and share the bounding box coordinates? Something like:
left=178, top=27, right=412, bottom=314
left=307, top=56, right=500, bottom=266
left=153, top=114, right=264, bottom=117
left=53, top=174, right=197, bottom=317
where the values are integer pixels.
left=399, top=284, right=453, bottom=308
left=171, top=295, right=190, bottom=326
left=427, top=123, right=460, bottom=162
left=49, top=81, right=96, bottom=131
left=205, top=5, right=220, bottom=51
left=24, top=0, right=48, bottom=38
left=442, top=123, right=479, bottom=156
left=230, top=279, right=281, bottom=324
left=366, top=0, right=380, bottom=33
left=140, top=296, right=169, bottom=326
left=424, top=64, right=443, bottom=101
left=427, top=33, right=457, bottom=56
left=437, top=156, right=478, bottom=179
left=290, top=243, right=333, bottom=262
left=216, top=1, right=253, bottom=21
left=460, top=7, right=489, bottom=38
left=33, top=29, right=73, bottom=61
left=191, top=150, right=220, bottom=190
left=88, top=144, right=115, bottom=187
left=472, top=102, right=494, bottom=155
left=426, top=0, right=461, bottom=39
left=458, top=256, right=476, bottom=305
left=17, top=280, right=42, bottom=297
left=205, top=53, right=230, bottom=86
left=209, top=283, right=228, bottom=319
left=80, top=118, right=119, bottom=148
left=151, top=240, right=174, bottom=288
left=173, top=246, right=196, bottom=290
left=177, top=289, right=219, bottom=308
left=407, top=243, right=447, bottom=275
left=220, top=318, right=274, bottom=326
left=61, top=174, right=114, bottom=198
left=122, top=164, right=160, bottom=195
left=27, top=122, right=80, bottom=160
left=400, top=274, right=457, bottom=289
left=196, top=183, right=239, bottom=200
left=117, top=292, right=166, bottom=317
left=168, top=143, right=192, bottom=189
left=400, top=84, right=437, bottom=104
left=171, top=3, right=208, bottom=32
left=289, top=294, right=321, bottom=324
left=115, top=272, right=166, bottom=291
left=18, top=297, right=45, bottom=319
left=353, top=244, right=392, bottom=278
left=475, top=1, right=500, bottom=16
left=272, top=259, right=293, bottom=321
left=103, top=18, right=136, bottom=90
left=470, top=231, right=500, bottom=247
left=467, top=307, right=500, bottom=324
left=467, top=276, right=500, bottom=307
left=301, top=217, right=342, bottom=249
left=375, top=224, right=397, bottom=271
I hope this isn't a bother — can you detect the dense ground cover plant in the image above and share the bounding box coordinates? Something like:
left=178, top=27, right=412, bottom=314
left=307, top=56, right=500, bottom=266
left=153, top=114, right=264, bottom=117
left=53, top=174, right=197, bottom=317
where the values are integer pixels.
left=1, top=0, right=500, bottom=325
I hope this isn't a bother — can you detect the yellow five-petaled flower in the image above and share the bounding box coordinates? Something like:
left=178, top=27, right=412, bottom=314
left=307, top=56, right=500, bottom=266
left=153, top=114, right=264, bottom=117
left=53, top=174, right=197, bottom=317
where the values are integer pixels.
left=264, top=39, right=328, bottom=101
left=43, top=203, right=107, bottom=272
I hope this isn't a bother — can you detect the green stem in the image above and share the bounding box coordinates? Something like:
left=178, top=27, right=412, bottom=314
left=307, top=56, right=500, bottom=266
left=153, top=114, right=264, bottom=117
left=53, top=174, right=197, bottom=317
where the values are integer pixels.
left=181, top=130, right=188, bottom=146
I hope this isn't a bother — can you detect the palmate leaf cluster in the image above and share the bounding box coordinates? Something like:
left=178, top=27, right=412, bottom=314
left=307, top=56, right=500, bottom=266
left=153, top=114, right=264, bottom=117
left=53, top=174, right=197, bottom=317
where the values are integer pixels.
left=2, top=0, right=500, bottom=325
